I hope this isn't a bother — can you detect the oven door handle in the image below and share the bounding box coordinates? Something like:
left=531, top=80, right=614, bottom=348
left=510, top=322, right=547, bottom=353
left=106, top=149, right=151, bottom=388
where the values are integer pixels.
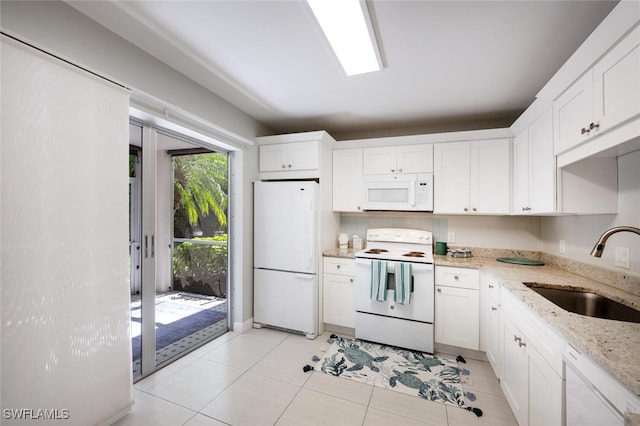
left=355, top=258, right=434, bottom=270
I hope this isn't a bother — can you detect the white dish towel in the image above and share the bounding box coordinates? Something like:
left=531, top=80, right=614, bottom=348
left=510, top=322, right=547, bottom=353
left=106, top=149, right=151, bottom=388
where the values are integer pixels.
left=394, top=262, right=412, bottom=305
left=370, top=260, right=388, bottom=301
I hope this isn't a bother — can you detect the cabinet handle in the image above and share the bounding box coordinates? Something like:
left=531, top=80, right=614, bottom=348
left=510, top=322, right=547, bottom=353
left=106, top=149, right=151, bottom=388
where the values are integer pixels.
left=437, top=288, right=442, bottom=293
left=464, top=207, right=469, bottom=212
left=390, top=305, right=395, bottom=310
left=349, top=278, right=353, bottom=283
left=590, top=122, right=600, bottom=131
left=391, top=169, right=395, bottom=173
left=488, top=284, right=494, bottom=289
left=336, top=265, right=341, bottom=269
left=282, top=164, right=286, bottom=169
left=472, top=207, right=477, bottom=212
left=513, top=335, right=521, bottom=343
left=581, top=127, right=590, bottom=135
left=454, top=275, right=459, bottom=280
left=288, top=164, right=292, bottom=168
left=491, top=306, right=497, bottom=311
left=357, top=206, right=361, bottom=210
left=519, top=340, right=527, bottom=348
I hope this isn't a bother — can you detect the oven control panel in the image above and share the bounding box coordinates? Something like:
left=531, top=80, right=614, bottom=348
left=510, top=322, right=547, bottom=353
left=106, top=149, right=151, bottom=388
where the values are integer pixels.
left=365, top=228, right=432, bottom=245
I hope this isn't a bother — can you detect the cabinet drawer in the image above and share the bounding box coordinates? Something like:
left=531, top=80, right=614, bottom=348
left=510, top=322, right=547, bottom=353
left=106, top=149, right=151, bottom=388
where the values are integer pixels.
left=323, top=257, right=356, bottom=275
left=436, top=266, right=479, bottom=290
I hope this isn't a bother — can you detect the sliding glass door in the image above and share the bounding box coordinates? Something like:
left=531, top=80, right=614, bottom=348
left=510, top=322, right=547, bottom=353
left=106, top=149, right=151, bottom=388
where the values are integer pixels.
left=130, top=124, right=230, bottom=381
left=169, top=151, right=229, bottom=360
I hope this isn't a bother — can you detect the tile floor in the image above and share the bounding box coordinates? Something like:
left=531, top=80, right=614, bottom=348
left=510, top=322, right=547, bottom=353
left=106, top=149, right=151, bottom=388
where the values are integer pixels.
left=115, top=328, right=517, bottom=426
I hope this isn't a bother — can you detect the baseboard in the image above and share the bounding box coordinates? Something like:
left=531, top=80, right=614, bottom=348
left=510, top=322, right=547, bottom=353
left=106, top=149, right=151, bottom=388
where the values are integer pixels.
left=97, top=401, right=133, bottom=426
left=233, top=317, right=254, bottom=333
left=435, top=342, right=487, bottom=362
left=323, top=323, right=355, bottom=337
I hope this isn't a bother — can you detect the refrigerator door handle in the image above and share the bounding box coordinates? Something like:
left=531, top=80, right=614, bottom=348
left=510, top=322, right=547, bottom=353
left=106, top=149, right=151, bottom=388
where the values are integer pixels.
left=294, top=273, right=316, bottom=280
left=306, top=198, right=313, bottom=270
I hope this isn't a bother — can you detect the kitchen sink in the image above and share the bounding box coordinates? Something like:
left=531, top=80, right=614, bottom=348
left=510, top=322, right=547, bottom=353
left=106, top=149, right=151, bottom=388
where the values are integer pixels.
left=523, top=283, right=640, bottom=323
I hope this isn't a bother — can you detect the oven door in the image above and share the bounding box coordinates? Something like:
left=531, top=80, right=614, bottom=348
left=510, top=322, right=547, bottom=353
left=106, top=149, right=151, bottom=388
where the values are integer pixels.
left=355, top=257, right=434, bottom=322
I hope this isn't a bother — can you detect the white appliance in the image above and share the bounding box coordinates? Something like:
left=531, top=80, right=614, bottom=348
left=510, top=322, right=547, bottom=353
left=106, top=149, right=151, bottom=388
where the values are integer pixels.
left=362, top=173, right=433, bottom=211
left=564, top=343, right=640, bottom=426
left=355, top=228, right=435, bottom=352
left=253, top=180, right=319, bottom=339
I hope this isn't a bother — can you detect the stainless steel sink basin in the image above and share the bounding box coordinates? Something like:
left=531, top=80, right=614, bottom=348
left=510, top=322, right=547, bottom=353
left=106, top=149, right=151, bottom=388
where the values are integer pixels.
left=523, top=283, right=640, bottom=323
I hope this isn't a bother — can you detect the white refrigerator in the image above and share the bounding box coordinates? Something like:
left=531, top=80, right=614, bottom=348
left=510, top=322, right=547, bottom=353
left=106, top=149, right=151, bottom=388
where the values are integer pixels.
left=253, top=180, right=319, bottom=338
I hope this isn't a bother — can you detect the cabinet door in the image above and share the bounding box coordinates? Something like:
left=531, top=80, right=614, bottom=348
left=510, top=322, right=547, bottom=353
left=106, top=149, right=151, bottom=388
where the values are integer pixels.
left=470, top=139, right=510, bottom=214
left=363, top=146, right=397, bottom=174
left=433, top=142, right=470, bottom=213
left=333, top=149, right=363, bottom=212
left=501, top=315, right=529, bottom=426
left=528, top=110, right=555, bottom=213
left=485, top=298, right=503, bottom=380
left=323, top=273, right=355, bottom=328
left=259, top=144, right=288, bottom=172
left=529, top=345, right=563, bottom=426
left=396, top=144, right=433, bottom=173
left=513, top=129, right=530, bottom=213
left=435, top=286, right=479, bottom=350
left=287, top=140, right=319, bottom=171
left=553, top=72, right=593, bottom=154
left=593, top=24, right=640, bottom=132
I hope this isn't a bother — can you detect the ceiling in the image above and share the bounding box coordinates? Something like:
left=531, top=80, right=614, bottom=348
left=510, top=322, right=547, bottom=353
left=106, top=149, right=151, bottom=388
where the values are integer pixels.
left=68, top=0, right=618, bottom=140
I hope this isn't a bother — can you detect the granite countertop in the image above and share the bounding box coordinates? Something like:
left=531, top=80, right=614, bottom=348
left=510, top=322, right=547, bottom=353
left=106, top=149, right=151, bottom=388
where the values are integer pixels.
left=435, top=254, right=640, bottom=397
left=322, top=248, right=639, bottom=396
left=323, top=248, right=358, bottom=258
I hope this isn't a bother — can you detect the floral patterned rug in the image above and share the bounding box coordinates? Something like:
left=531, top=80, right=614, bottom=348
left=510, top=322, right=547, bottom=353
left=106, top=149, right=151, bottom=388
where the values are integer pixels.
left=312, top=335, right=483, bottom=417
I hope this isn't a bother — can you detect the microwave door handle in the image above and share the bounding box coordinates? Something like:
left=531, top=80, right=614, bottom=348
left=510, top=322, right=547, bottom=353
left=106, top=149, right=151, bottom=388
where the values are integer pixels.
left=409, top=182, right=416, bottom=206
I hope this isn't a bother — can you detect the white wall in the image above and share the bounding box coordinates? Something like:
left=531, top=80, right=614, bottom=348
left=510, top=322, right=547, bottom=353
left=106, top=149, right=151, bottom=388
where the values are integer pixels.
left=542, top=150, right=640, bottom=275
left=340, top=213, right=541, bottom=250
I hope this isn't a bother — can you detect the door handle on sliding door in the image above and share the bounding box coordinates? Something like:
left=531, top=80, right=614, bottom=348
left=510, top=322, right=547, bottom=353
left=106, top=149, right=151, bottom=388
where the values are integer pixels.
left=144, top=235, right=148, bottom=259
left=151, top=235, right=155, bottom=258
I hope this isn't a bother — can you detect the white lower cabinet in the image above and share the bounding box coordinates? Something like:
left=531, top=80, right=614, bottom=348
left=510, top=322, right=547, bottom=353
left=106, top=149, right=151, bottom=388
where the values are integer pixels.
left=502, top=314, right=530, bottom=426
left=529, top=344, right=564, bottom=426
left=480, top=273, right=503, bottom=379
left=500, top=289, right=565, bottom=426
left=322, top=257, right=355, bottom=328
left=435, top=266, right=479, bottom=350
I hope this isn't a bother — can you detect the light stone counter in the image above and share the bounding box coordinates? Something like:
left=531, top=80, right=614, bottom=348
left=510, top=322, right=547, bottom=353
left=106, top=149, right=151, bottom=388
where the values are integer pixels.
left=435, top=254, right=640, bottom=397
left=322, top=248, right=358, bottom=259
left=322, top=247, right=640, bottom=396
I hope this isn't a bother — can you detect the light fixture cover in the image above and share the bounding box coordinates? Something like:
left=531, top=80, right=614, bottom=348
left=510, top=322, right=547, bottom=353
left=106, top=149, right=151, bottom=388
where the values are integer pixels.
left=307, top=0, right=382, bottom=76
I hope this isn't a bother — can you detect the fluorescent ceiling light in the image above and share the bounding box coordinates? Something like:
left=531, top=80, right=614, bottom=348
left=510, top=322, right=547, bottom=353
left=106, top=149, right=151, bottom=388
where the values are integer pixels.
left=307, top=0, right=383, bottom=76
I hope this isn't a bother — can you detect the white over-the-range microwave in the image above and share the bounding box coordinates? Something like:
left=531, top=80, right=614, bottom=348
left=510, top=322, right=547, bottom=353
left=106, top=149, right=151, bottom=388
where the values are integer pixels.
left=361, top=173, right=434, bottom=212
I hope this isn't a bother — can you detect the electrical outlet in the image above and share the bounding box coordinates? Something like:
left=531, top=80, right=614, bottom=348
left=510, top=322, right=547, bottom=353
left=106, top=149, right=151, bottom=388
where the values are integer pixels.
left=559, top=240, right=566, bottom=254
left=615, top=247, right=630, bottom=269
left=447, top=232, right=456, bottom=243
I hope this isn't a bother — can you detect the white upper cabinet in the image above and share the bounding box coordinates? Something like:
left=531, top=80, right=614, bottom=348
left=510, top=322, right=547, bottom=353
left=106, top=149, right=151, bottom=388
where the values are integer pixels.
left=434, top=139, right=510, bottom=214
left=554, top=24, right=640, bottom=156
left=553, top=72, right=593, bottom=154
left=363, top=144, right=433, bottom=174
left=592, top=24, right=640, bottom=133
left=513, top=109, right=556, bottom=214
left=332, top=149, right=363, bottom=212
left=259, top=140, right=319, bottom=172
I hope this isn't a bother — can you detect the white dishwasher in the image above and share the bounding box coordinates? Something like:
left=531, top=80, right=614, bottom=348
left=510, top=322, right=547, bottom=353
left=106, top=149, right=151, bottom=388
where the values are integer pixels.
left=564, top=343, right=640, bottom=426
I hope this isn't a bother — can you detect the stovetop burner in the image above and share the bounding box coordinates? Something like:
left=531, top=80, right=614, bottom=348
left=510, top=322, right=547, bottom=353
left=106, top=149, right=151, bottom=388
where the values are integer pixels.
left=403, top=251, right=425, bottom=257
left=364, top=248, right=389, bottom=254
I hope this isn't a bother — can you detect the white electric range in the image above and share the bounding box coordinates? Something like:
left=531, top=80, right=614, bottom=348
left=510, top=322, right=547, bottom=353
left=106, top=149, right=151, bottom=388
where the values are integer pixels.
left=354, top=228, right=435, bottom=353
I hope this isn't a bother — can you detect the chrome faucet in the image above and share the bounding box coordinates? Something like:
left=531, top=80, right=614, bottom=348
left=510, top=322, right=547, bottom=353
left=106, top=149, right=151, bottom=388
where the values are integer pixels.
left=590, top=226, right=640, bottom=257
